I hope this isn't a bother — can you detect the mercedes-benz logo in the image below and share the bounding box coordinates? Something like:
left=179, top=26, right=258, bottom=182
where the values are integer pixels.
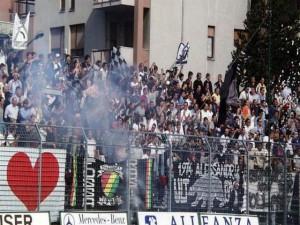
left=63, top=214, right=75, bottom=225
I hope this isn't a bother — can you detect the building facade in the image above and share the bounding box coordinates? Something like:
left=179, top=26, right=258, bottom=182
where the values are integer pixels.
left=34, top=0, right=248, bottom=79
left=0, top=0, right=36, bottom=52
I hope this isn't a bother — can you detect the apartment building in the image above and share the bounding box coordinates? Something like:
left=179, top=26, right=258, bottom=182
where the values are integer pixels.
left=34, top=0, right=248, bottom=79
left=0, top=0, right=35, bottom=51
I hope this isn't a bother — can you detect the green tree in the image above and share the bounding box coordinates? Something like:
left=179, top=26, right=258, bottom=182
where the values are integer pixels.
left=234, top=0, right=300, bottom=93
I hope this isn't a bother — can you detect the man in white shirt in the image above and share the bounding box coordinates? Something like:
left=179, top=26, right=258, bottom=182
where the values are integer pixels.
left=4, top=96, right=19, bottom=123
left=180, top=102, right=192, bottom=124
left=100, top=63, right=108, bottom=81
left=201, top=103, right=213, bottom=122
left=7, top=72, right=22, bottom=95
left=239, top=87, right=250, bottom=101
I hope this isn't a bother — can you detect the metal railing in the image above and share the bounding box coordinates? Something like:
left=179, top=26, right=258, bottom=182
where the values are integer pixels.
left=0, top=21, right=13, bottom=37
left=93, top=0, right=122, bottom=6
left=0, top=122, right=299, bottom=225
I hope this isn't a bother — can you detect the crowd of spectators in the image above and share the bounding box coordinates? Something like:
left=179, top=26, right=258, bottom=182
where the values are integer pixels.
left=0, top=51, right=299, bottom=170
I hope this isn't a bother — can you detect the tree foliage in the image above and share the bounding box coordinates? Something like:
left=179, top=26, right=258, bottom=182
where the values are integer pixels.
left=234, top=0, right=300, bottom=92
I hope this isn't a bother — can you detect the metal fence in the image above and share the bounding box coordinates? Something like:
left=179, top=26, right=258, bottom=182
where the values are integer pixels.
left=0, top=123, right=299, bottom=225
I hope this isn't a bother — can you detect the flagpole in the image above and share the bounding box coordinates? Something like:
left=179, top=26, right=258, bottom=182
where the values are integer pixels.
left=181, top=0, right=184, bottom=42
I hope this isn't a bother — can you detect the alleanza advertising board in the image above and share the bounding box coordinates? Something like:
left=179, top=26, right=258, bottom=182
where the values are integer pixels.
left=0, top=212, right=50, bottom=225
left=60, top=212, right=128, bottom=225
left=138, top=212, right=199, bottom=225
left=198, top=214, right=259, bottom=225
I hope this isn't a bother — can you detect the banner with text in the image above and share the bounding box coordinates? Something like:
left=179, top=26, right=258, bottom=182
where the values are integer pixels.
left=172, top=161, right=243, bottom=212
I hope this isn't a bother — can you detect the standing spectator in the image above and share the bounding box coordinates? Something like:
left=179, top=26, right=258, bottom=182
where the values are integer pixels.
left=239, top=87, right=250, bottom=101
left=7, top=71, right=22, bottom=96
left=193, top=72, right=203, bottom=93
left=201, top=103, right=213, bottom=122
left=4, top=96, right=19, bottom=123
left=214, top=74, right=223, bottom=89
left=100, top=62, right=108, bottom=81
left=256, top=77, right=266, bottom=94
left=203, top=73, right=213, bottom=94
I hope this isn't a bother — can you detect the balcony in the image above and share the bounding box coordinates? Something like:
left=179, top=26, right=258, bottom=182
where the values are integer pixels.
left=0, top=21, right=13, bottom=38
left=93, top=0, right=134, bottom=9
left=91, top=46, right=133, bottom=65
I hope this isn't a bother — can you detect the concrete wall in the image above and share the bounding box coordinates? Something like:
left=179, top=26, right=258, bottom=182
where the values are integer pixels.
left=149, top=0, right=247, bottom=81
left=34, top=0, right=106, bottom=56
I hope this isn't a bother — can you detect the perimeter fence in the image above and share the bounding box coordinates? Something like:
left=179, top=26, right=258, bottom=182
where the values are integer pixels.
left=0, top=122, right=299, bottom=225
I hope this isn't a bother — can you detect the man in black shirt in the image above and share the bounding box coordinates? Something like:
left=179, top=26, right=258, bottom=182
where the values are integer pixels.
left=203, top=73, right=213, bottom=94
left=193, top=72, right=203, bottom=93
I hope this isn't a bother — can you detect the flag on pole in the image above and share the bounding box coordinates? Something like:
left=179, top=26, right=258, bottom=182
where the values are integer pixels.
left=12, top=12, right=30, bottom=50
left=218, top=62, right=239, bottom=125
left=176, top=42, right=190, bottom=64
left=111, top=47, right=127, bottom=70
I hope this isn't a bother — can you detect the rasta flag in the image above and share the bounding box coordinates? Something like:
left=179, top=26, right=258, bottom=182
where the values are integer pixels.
left=138, top=158, right=155, bottom=209
left=69, top=157, right=126, bottom=210
left=101, top=171, right=121, bottom=198
left=145, top=159, right=154, bottom=208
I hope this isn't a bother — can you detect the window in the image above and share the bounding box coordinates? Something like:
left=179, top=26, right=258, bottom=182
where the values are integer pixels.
left=70, top=0, right=75, bottom=11
left=70, top=24, right=85, bottom=57
left=124, top=22, right=133, bottom=47
left=51, top=27, right=65, bottom=55
left=234, top=29, right=247, bottom=48
left=207, top=26, right=215, bottom=59
left=60, top=0, right=66, bottom=12
left=16, top=0, right=35, bottom=17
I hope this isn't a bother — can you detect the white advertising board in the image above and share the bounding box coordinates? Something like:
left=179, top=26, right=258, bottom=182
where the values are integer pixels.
left=199, top=214, right=259, bottom=225
left=0, top=212, right=50, bottom=225
left=60, top=212, right=128, bottom=225
left=138, top=212, right=199, bottom=225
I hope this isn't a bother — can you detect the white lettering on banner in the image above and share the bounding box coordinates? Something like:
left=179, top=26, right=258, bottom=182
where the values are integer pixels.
left=137, top=212, right=198, bottom=225
left=61, top=212, right=128, bottom=225
left=173, top=161, right=241, bottom=209
left=199, top=214, right=259, bottom=225
left=177, top=162, right=239, bottom=180
left=173, top=178, right=190, bottom=203
left=0, top=213, right=49, bottom=225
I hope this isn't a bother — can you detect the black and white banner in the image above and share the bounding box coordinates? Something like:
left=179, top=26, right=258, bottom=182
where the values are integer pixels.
left=12, top=12, right=30, bottom=50
left=248, top=169, right=296, bottom=212
left=172, top=161, right=243, bottom=212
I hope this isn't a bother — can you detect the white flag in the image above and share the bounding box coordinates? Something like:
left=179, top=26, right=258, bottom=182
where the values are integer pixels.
left=176, top=42, right=190, bottom=65
left=12, top=12, right=30, bottom=50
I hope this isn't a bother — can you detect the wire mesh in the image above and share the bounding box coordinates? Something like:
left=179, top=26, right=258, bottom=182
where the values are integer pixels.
left=0, top=124, right=298, bottom=225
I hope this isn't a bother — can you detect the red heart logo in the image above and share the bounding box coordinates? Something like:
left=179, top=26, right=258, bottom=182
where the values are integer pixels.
left=7, top=152, right=59, bottom=211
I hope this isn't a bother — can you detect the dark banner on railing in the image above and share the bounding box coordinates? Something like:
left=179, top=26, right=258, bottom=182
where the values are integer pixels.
left=172, top=161, right=244, bottom=212
left=248, top=169, right=297, bottom=212
left=69, top=157, right=127, bottom=210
